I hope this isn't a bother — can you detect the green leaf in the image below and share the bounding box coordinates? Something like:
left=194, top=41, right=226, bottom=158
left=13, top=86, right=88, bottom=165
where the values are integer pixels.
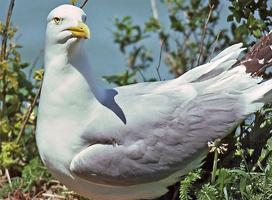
left=103, top=70, right=137, bottom=86
left=252, top=29, right=262, bottom=38
left=22, top=157, right=52, bottom=191
left=170, top=15, right=185, bottom=32
left=145, top=17, right=162, bottom=32
left=227, top=15, right=234, bottom=22
left=33, top=69, right=44, bottom=81
left=197, top=183, right=219, bottom=200
left=180, top=169, right=201, bottom=200
left=0, top=141, right=23, bottom=168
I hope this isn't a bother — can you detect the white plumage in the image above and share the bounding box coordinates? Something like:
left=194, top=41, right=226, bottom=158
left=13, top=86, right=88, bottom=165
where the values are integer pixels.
left=36, top=4, right=272, bottom=200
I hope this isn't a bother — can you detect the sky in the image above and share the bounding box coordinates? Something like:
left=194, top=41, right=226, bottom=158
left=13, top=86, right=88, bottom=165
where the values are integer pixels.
left=0, top=0, right=231, bottom=86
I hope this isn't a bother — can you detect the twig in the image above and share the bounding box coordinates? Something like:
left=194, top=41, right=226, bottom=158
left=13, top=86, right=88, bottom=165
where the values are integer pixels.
left=0, top=0, right=15, bottom=61
left=48, top=180, right=61, bottom=184
left=197, top=4, right=214, bottom=66
left=150, top=0, right=164, bottom=81
left=156, top=40, right=165, bottom=81
left=16, top=81, right=43, bottom=144
left=137, top=69, right=147, bottom=82
left=31, top=190, right=45, bottom=200
left=150, top=0, right=159, bottom=19
left=5, top=168, right=12, bottom=189
left=42, top=193, right=66, bottom=199
left=209, top=31, right=221, bottom=61
left=80, top=0, right=89, bottom=9
left=1, top=0, right=15, bottom=118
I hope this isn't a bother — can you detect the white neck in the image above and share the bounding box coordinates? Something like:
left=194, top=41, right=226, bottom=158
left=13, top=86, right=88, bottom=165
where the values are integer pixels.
left=39, top=41, right=108, bottom=129
left=44, top=41, right=105, bottom=102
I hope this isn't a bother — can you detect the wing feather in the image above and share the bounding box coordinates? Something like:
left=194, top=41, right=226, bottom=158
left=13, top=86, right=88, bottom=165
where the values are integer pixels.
left=69, top=43, right=271, bottom=188
left=70, top=91, right=243, bottom=186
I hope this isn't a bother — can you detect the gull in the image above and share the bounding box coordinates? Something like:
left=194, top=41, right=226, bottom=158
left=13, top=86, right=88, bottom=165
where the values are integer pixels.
left=36, top=4, right=272, bottom=200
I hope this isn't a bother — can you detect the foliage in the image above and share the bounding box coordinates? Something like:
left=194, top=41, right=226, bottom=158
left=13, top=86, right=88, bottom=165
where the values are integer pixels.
left=0, top=1, right=48, bottom=198
left=107, top=0, right=229, bottom=81
left=107, top=0, right=271, bottom=83
left=0, top=12, right=42, bottom=170
left=228, top=0, right=272, bottom=40
left=179, top=138, right=272, bottom=200
left=0, top=0, right=272, bottom=199
left=0, top=157, right=51, bottom=198
left=179, top=169, right=201, bottom=200
left=21, top=157, right=51, bottom=192
left=108, top=16, right=155, bottom=84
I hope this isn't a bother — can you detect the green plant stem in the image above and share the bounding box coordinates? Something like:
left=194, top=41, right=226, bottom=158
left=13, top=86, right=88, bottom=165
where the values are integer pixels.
left=211, top=149, right=218, bottom=184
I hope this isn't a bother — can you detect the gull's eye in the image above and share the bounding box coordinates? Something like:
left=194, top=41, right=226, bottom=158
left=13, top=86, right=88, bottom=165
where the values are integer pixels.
left=53, top=17, right=62, bottom=25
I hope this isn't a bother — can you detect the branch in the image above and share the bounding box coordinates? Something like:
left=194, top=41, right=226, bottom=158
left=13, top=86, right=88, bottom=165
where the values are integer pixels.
left=16, top=81, right=43, bottom=144
left=150, top=0, right=164, bottom=81
left=150, top=0, right=159, bottom=20
left=156, top=39, right=165, bottom=81
left=5, top=168, right=12, bottom=189
left=197, top=4, right=214, bottom=66
left=1, top=0, right=15, bottom=61
left=80, top=0, right=89, bottom=9
left=42, top=193, right=66, bottom=199
left=209, top=31, right=221, bottom=61
left=0, top=0, right=15, bottom=118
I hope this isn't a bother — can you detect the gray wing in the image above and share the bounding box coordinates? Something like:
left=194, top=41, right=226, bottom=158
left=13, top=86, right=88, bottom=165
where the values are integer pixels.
left=69, top=81, right=243, bottom=186
left=69, top=43, right=270, bottom=187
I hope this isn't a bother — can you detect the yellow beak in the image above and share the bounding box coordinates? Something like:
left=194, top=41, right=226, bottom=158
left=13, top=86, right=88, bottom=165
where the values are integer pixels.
left=67, top=21, right=90, bottom=39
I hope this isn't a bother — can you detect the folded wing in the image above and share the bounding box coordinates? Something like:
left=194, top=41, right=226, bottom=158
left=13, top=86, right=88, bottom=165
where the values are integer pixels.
left=69, top=44, right=271, bottom=187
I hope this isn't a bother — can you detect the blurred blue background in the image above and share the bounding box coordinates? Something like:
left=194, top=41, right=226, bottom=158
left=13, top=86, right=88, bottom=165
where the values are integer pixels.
left=0, top=0, right=230, bottom=86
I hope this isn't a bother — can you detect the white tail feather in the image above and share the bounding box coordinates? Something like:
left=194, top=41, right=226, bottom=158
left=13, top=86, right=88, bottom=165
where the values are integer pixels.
left=181, top=45, right=245, bottom=83
left=179, top=43, right=271, bottom=117
left=211, top=43, right=244, bottom=62
left=243, top=79, right=272, bottom=114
